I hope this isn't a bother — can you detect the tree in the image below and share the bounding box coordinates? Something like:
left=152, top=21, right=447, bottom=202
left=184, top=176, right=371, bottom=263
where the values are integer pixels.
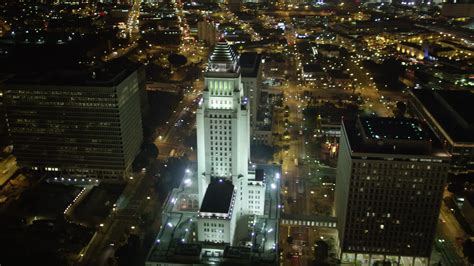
left=168, top=53, right=187, bottom=68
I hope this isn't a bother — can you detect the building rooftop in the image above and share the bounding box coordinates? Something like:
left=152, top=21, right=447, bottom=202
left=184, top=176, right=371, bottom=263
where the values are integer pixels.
left=4, top=58, right=139, bottom=87
left=411, top=89, right=474, bottom=143
left=343, top=116, right=449, bottom=157
left=303, top=64, right=323, bottom=73
left=209, top=40, right=237, bottom=65
left=199, top=180, right=234, bottom=214
left=359, top=117, right=428, bottom=141
left=400, top=42, right=423, bottom=50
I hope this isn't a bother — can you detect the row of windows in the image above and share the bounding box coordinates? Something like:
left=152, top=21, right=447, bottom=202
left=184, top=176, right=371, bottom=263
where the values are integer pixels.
left=203, top=222, right=224, bottom=227
left=211, top=152, right=231, bottom=156
left=202, top=233, right=225, bottom=241
left=248, top=195, right=261, bottom=199
left=210, top=125, right=231, bottom=130
left=210, top=119, right=231, bottom=124
left=210, top=131, right=230, bottom=137
left=354, top=162, right=447, bottom=171
left=351, top=170, right=445, bottom=179
left=210, top=136, right=231, bottom=140
left=211, top=161, right=231, bottom=166
left=211, top=100, right=233, bottom=107
left=210, top=155, right=231, bottom=161
left=209, top=114, right=232, bottom=119
left=6, top=90, right=114, bottom=96
left=203, top=228, right=224, bottom=233
left=210, top=141, right=231, bottom=146
left=248, top=200, right=261, bottom=204
left=210, top=146, right=230, bottom=151
left=9, top=101, right=117, bottom=108
left=350, top=179, right=443, bottom=189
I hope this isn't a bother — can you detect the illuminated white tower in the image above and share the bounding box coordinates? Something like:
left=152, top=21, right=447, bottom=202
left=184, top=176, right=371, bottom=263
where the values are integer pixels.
left=196, top=40, right=250, bottom=204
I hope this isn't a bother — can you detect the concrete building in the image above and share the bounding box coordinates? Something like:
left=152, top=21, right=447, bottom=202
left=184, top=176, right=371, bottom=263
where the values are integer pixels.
left=196, top=40, right=265, bottom=243
left=239, top=52, right=262, bottom=132
left=197, top=20, right=218, bottom=46
left=336, top=117, right=450, bottom=265
left=2, top=61, right=143, bottom=183
left=410, top=89, right=474, bottom=184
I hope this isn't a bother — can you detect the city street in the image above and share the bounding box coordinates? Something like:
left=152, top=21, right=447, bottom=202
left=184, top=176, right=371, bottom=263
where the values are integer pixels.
left=153, top=80, right=202, bottom=161
left=80, top=170, right=157, bottom=266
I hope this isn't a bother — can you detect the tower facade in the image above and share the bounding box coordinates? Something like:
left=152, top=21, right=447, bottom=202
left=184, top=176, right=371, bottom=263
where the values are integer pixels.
left=196, top=40, right=250, bottom=204
left=196, top=40, right=264, bottom=244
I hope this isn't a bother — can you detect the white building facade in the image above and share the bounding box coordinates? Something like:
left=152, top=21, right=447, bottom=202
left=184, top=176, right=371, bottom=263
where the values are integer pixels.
left=196, top=40, right=265, bottom=244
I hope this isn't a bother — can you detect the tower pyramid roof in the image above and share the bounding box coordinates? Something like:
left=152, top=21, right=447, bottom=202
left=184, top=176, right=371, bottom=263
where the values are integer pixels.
left=209, top=40, right=237, bottom=65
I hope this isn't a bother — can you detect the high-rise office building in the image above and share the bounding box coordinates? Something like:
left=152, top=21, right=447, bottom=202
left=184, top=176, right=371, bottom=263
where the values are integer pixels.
left=2, top=62, right=143, bottom=183
left=240, top=52, right=262, bottom=133
left=197, top=20, right=218, bottom=46
left=336, top=117, right=450, bottom=265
